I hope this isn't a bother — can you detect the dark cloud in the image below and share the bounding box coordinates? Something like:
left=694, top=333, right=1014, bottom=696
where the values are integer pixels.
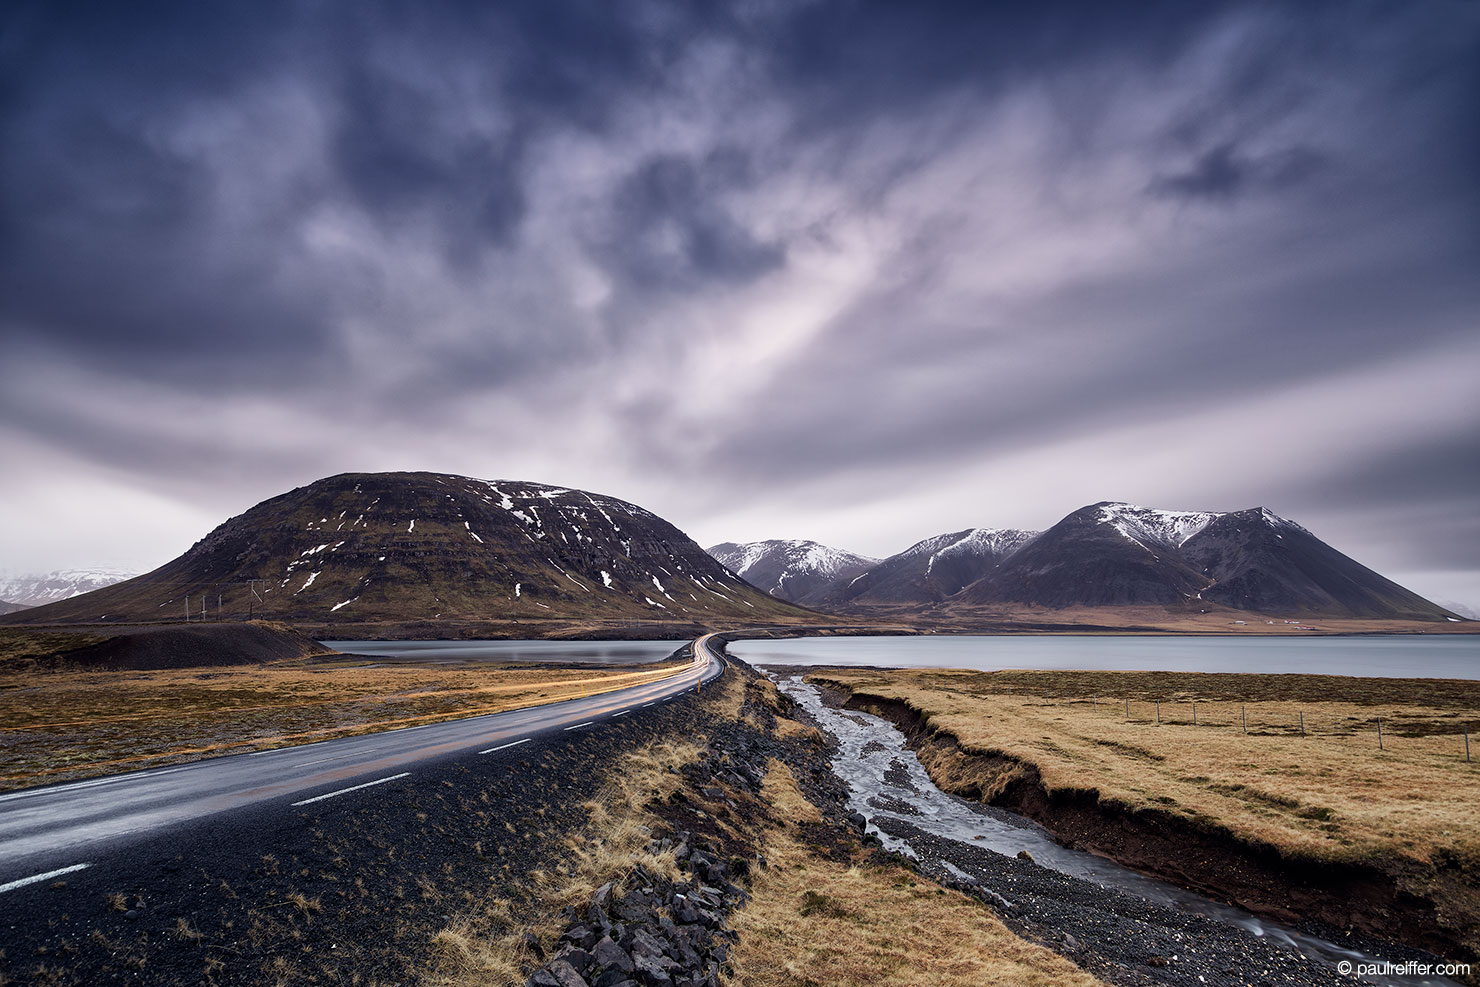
left=599, top=150, right=786, bottom=290
left=0, top=0, right=1476, bottom=606
left=1147, top=141, right=1326, bottom=200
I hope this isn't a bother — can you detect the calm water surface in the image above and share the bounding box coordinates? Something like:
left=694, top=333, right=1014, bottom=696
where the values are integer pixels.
left=320, top=639, right=680, bottom=664
left=731, top=634, right=1480, bottom=679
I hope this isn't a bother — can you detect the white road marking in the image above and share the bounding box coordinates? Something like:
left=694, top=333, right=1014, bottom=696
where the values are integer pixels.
left=301, top=753, right=357, bottom=766
left=0, top=863, right=90, bottom=894
left=563, top=721, right=594, bottom=731
left=640, top=703, right=654, bottom=708
left=478, top=738, right=530, bottom=755
left=291, top=773, right=409, bottom=807
left=613, top=710, right=630, bottom=717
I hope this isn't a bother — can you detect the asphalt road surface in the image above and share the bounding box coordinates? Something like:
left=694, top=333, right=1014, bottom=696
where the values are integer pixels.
left=0, top=633, right=724, bottom=894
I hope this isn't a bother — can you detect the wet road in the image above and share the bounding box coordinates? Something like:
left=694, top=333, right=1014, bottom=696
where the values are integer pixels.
left=0, top=634, right=723, bottom=892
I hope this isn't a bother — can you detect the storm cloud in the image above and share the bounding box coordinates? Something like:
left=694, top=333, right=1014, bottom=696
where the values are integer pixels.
left=1, top=0, right=1476, bottom=610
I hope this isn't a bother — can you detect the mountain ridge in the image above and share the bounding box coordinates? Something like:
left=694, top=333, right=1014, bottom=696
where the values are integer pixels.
left=706, top=539, right=878, bottom=605
left=4, top=472, right=815, bottom=628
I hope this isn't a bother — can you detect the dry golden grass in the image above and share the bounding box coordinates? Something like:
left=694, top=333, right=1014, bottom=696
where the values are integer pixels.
left=811, top=668, right=1480, bottom=866
left=0, top=655, right=689, bottom=791
left=422, top=738, right=700, bottom=987
left=726, top=761, right=1106, bottom=987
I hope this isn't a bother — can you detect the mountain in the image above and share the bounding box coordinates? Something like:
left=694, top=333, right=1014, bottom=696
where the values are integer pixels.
left=706, top=540, right=878, bottom=605
left=963, top=502, right=1459, bottom=619
left=3, top=472, right=814, bottom=627
left=0, top=600, right=30, bottom=615
left=0, top=568, right=136, bottom=607
left=1179, top=507, right=1456, bottom=618
left=831, top=528, right=1038, bottom=604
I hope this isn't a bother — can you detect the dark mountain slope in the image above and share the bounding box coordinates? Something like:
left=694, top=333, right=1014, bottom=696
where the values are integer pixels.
left=963, top=504, right=1211, bottom=607
left=4, top=472, right=813, bottom=627
left=1183, top=508, right=1455, bottom=619
left=962, top=502, right=1459, bottom=620
left=832, top=528, right=1038, bottom=604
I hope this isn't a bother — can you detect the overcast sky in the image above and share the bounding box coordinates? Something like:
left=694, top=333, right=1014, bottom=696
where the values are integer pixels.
left=2, top=1, right=1477, bottom=612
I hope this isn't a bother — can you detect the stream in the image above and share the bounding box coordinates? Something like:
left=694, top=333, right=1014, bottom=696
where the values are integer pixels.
left=769, top=672, right=1465, bottom=987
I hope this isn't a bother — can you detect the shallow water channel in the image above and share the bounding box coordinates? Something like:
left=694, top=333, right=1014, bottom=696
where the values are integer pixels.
left=769, top=672, right=1463, bottom=987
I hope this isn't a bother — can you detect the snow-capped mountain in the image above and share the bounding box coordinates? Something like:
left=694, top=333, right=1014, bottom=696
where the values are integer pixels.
left=963, top=501, right=1458, bottom=619
left=1091, top=504, right=1223, bottom=551
left=2, top=473, right=811, bottom=626
left=706, top=539, right=877, bottom=605
left=832, top=528, right=1038, bottom=604
left=0, top=568, right=137, bottom=608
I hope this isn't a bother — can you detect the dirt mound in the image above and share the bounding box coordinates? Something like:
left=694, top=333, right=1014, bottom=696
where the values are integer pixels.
left=54, top=622, right=335, bottom=670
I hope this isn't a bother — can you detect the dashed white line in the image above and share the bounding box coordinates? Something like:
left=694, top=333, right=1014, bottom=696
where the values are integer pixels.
left=563, top=721, right=594, bottom=731
left=479, top=738, right=530, bottom=755
left=0, top=863, right=90, bottom=895
left=640, top=703, right=654, bottom=708
left=613, top=710, right=631, bottom=717
left=291, top=773, right=409, bottom=807
left=301, top=753, right=357, bottom=766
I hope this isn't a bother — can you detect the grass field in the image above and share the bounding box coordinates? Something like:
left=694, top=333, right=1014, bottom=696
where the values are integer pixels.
left=808, top=667, right=1480, bottom=868
left=725, top=759, right=1106, bottom=987
left=0, top=652, right=688, bottom=791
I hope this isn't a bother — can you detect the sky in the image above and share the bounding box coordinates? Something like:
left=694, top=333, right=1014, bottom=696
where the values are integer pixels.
left=1, top=1, right=1477, bottom=613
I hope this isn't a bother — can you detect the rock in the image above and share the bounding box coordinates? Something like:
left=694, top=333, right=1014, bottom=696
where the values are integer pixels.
left=632, top=951, right=674, bottom=987
left=628, top=927, right=666, bottom=961
left=670, top=897, right=702, bottom=925
left=529, top=960, right=589, bottom=987
left=592, top=882, right=615, bottom=912
left=846, top=811, right=867, bottom=832
left=1016, top=849, right=1034, bottom=863
left=556, top=946, right=595, bottom=975
left=593, top=937, right=634, bottom=975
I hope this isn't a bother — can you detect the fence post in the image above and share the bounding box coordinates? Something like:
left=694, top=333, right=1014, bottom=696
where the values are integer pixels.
left=1156, top=701, right=1160, bottom=724
left=1300, top=711, right=1305, bottom=737
left=1465, top=723, right=1470, bottom=763
left=1378, top=717, right=1384, bottom=751
left=1193, top=702, right=1197, bottom=725
left=1242, top=705, right=1247, bottom=734
left=1125, top=697, right=1129, bottom=721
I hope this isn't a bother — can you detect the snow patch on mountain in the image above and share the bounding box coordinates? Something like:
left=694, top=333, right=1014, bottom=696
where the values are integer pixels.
left=0, top=568, right=137, bottom=607
left=1094, top=503, right=1221, bottom=549
left=926, top=528, right=1037, bottom=575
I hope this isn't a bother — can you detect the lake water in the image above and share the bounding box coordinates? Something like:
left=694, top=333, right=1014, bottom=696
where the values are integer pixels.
left=320, top=639, right=681, bottom=664
left=730, top=634, right=1480, bottom=680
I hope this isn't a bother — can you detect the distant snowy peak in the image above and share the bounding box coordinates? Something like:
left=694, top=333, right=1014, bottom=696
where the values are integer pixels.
left=0, top=568, right=137, bottom=607
left=709, top=539, right=877, bottom=579
left=705, top=539, right=878, bottom=605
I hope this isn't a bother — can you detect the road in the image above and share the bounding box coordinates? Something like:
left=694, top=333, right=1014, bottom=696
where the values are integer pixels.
left=0, top=633, right=725, bottom=893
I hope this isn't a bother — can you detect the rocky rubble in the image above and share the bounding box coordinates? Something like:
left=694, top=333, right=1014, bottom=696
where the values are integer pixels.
left=528, top=839, right=747, bottom=987
left=526, top=743, right=772, bottom=987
